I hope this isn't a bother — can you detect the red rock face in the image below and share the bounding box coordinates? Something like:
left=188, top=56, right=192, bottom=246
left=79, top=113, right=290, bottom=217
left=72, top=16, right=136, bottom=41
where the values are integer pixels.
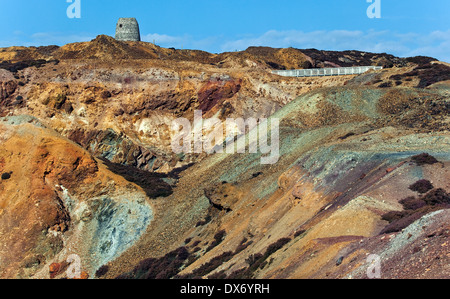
left=0, top=81, right=16, bottom=101
left=0, top=80, right=19, bottom=116
left=197, top=78, right=242, bottom=113
left=49, top=262, right=64, bottom=279
left=0, top=123, right=100, bottom=278
left=0, top=121, right=153, bottom=278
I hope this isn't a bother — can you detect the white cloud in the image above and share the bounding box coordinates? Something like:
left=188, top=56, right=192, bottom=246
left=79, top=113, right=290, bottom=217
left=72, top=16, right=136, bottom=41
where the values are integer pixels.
left=142, top=33, right=185, bottom=45
left=29, top=32, right=94, bottom=46
left=396, top=30, right=450, bottom=61
left=221, top=30, right=368, bottom=52
left=0, top=32, right=95, bottom=47
left=142, top=33, right=219, bottom=52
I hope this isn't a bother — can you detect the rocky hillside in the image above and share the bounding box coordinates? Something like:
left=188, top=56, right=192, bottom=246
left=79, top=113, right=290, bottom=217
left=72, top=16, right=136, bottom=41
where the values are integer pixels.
left=0, top=35, right=449, bottom=279
left=0, top=116, right=153, bottom=278
left=106, top=84, right=450, bottom=280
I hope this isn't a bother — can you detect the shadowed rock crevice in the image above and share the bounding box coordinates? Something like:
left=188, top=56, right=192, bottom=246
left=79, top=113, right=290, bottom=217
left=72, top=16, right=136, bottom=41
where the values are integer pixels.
left=99, top=157, right=173, bottom=199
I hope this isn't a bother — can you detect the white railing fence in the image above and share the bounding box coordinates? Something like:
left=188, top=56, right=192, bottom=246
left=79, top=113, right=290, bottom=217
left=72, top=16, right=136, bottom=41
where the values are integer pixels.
left=271, top=66, right=383, bottom=77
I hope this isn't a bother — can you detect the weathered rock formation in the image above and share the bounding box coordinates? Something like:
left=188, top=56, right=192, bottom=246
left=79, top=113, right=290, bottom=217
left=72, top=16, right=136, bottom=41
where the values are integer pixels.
left=0, top=36, right=449, bottom=279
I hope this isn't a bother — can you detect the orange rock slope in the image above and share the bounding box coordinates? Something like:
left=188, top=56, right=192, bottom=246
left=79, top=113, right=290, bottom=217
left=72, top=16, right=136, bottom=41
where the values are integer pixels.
left=0, top=116, right=153, bottom=278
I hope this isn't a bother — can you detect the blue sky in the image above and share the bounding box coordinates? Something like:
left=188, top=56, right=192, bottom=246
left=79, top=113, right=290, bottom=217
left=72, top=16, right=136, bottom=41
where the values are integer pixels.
left=0, top=0, right=449, bottom=61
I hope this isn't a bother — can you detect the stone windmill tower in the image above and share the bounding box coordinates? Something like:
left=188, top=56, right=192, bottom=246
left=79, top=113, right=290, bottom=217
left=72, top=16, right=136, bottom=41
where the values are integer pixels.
left=115, top=18, right=141, bottom=41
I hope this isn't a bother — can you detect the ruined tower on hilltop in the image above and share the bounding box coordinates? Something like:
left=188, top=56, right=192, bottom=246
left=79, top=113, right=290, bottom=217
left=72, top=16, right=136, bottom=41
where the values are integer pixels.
left=115, top=18, right=141, bottom=41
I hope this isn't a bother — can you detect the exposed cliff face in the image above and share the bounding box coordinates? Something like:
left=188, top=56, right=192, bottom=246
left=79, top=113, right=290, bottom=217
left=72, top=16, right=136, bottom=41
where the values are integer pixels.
left=0, top=36, right=449, bottom=279
left=107, top=84, right=450, bottom=280
left=0, top=37, right=368, bottom=172
left=0, top=116, right=153, bottom=278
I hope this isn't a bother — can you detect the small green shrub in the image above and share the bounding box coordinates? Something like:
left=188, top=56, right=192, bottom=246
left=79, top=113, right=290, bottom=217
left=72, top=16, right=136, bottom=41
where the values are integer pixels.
left=95, top=265, right=109, bottom=277
left=409, top=179, right=434, bottom=194
left=191, top=240, right=201, bottom=247
left=378, top=81, right=392, bottom=88
left=380, top=213, right=422, bottom=234
left=226, top=267, right=249, bottom=279
left=264, top=238, right=291, bottom=258
left=294, top=229, right=306, bottom=237
left=123, top=246, right=191, bottom=279
left=399, top=197, right=426, bottom=210
left=381, top=211, right=409, bottom=223
left=1, top=172, right=11, bottom=180
left=422, top=188, right=450, bottom=205
left=206, top=230, right=226, bottom=252
left=245, top=253, right=263, bottom=267
left=380, top=188, right=450, bottom=235
left=183, top=251, right=234, bottom=279
left=207, top=270, right=227, bottom=279
left=226, top=237, right=291, bottom=279
left=235, top=238, right=253, bottom=254
left=411, top=153, right=438, bottom=166
left=195, top=215, right=212, bottom=227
